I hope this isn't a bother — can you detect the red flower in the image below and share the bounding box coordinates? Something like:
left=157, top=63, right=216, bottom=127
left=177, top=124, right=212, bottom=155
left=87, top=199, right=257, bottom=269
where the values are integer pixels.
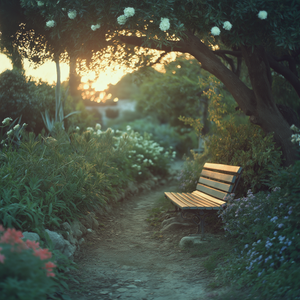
left=0, top=228, right=24, bottom=245
left=44, top=261, right=56, bottom=277
left=33, top=248, right=52, bottom=260
left=25, top=240, right=40, bottom=251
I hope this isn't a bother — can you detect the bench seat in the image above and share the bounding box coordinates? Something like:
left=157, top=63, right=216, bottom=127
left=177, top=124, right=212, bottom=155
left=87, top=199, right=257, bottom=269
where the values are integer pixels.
left=165, top=162, right=243, bottom=235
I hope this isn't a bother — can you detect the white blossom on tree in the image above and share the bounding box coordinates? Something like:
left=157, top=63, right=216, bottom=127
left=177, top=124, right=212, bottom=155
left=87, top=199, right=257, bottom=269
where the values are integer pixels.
left=159, top=18, right=170, bottom=31
left=223, top=21, right=232, bottom=30
left=211, top=26, right=221, bottom=36
left=68, top=9, right=77, bottom=19
left=124, top=7, right=135, bottom=17
left=117, top=15, right=127, bottom=25
left=258, top=10, right=268, bottom=20
left=46, top=20, right=56, bottom=27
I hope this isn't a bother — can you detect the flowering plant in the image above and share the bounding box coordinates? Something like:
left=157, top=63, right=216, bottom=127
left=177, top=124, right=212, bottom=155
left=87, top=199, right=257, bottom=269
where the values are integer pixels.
left=159, top=17, right=170, bottom=31
left=0, top=225, right=58, bottom=299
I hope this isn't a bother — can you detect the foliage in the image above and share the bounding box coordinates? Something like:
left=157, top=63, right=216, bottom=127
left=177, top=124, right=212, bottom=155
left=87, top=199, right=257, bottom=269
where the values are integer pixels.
left=134, top=56, right=203, bottom=128
left=176, top=150, right=210, bottom=193
left=217, top=161, right=300, bottom=299
left=206, top=119, right=283, bottom=196
left=0, top=226, right=58, bottom=300
left=113, top=116, right=198, bottom=157
left=0, top=120, right=172, bottom=234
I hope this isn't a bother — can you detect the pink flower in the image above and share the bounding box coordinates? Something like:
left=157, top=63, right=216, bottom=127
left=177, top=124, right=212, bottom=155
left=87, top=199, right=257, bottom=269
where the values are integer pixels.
left=34, top=248, right=52, bottom=260
left=44, top=261, right=56, bottom=277
left=0, top=247, right=5, bottom=263
left=0, top=228, right=24, bottom=245
left=25, top=240, right=40, bottom=251
left=0, top=225, right=5, bottom=232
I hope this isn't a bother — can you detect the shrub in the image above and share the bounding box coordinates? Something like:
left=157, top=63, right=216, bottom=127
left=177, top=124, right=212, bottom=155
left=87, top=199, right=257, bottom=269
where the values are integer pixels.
left=0, top=120, right=173, bottom=234
left=206, top=119, right=283, bottom=196
left=0, top=226, right=58, bottom=300
left=216, top=161, right=300, bottom=299
left=0, top=70, right=56, bottom=134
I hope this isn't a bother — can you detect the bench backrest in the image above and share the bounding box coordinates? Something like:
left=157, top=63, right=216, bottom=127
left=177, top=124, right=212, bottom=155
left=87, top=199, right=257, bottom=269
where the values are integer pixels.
left=196, top=163, right=243, bottom=201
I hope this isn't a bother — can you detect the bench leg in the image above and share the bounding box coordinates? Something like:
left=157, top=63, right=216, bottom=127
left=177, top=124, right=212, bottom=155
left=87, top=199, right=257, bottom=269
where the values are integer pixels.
left=181, top=210, right=207, bottom=238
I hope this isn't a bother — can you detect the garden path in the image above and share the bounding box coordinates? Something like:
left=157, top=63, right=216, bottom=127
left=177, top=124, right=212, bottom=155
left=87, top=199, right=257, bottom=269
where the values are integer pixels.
left=64, top=161, right=225, bottom=300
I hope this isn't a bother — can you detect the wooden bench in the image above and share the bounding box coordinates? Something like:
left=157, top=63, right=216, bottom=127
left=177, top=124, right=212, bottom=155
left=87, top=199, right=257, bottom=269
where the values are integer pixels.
left=164, top=163, right=243, bottom=236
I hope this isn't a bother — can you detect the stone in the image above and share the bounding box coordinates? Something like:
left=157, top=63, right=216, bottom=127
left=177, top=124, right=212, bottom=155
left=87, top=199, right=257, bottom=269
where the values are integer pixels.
left=70, top=220, right=83, bottom=238
left=179, top=235, right=208, bottom=249
left=66, top=232, right=78, bottom=245
left=116, top=288, right=128, bottom=293
left=78, top=238, right=85, bottom=245
left=127, top=181, right=139, bottom=195
left=45, top=229, right=66, bottom=252
left=21, top=231, right=40, bottom=242
left=62, top=240, right=77, bottom=258
left=61, top=222, right=71, bottom=232
left=160, top=222, right=194, bottom=232
left=78, top=222, right=87, bottom=236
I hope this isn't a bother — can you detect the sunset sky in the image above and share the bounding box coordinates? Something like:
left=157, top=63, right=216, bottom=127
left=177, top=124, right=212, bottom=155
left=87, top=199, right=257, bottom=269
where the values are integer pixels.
left=0, top=53, right=130, bottom=91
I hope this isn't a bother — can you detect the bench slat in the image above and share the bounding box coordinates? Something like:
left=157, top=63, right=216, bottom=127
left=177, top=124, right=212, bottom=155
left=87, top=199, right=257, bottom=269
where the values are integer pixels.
left=165, top=192, right=199, bottom=209
left=173, top=193, right=211, bottom=209
left=200, top=170, right=236, bottom=184
left=192, top=190, right=227, bottom=206
left=183, top=193, right=220, bottom=210
left=199, top=177, right=233, bottom=192
left=181, top=193, right=214, bottom=209
left=196, top=183, right=228, bottom=200
left=204, top=163, right=242, bottom=173
left=188, top=192, right=225, bottom=208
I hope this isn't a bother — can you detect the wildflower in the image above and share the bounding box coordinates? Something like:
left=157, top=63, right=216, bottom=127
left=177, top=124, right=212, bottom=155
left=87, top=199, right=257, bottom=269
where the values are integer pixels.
left=13, top=124, right=20, bottom=130
left=2, top=117, right=12, bottom=125
left=265, top=241, right=273, bottom=249
left=211, top=26, right=220, bottom=36
left=37, top=1, right=44, bottom=6
left=25, top=240, right=40, bottom=250
left=86, top=127, right=94, bottom=132
left=278, top=223, right=284, bottom=228
left=22, top=123, right=27, bottom=127
left=159, top=18, right=170, bottom=31
left=288, top=210, right=292, bottom=215
left=257, top=239, right=261, bottom=244
left=138, top=172, right=142, bottom=175
left=124, top=7, right=135, bottom=17
left=95, top=123, right=101, bottom=130
left=270, top=216, right=278, bottom=223
left=258, top=10, right=268, bottom=20
left=68, top=9, right=77, bottom=19
left=75, top=126, right=80, bottom=131
left=44, top=261, right=56, bottom=277
left=117, top=15, right=127, bottom=25
left=91, top=24, right=101, bottom=31
left=46, top=20, right=56, bottom=28
left=245, top=244, right=249, bottom=249
left=274, top=231, right=277, bottom=236
left=223, top=21, right=232, bottom=30
left=284, top=216, right=289, bottom=219
left=0, top=228, right=23, bottom=245
left=97, top=129, right=101, bottom=135
left=33, top=248, right=52, bottom=260
left=126, top=125, right=131, bottom=131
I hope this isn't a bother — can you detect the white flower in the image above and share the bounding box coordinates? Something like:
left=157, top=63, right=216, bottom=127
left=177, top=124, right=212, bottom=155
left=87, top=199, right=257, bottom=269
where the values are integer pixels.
left=2, top=117, right=12, bottom=125
left=62, top=8, right=66, bottom=11
left=138, top=172, right=142, bottom=175
left=22, top=123, right=27, bottom=127
left=117, top=15, right=127, bottom=25
left=75, top=126, right=80, bottom=131
left=126, top=125, right=131, bottom=131
left=258, top=10, right=267, bottom=20
left=223, top=21, right=232, bottom=30
left=290, top=124, right=299, bottom=132
left=68, top=9, right=77, bottom=19
left=95, top=123, right=101, bottom=130
left=37, top=1, right=44, bottom=6
left=124, top=7, right=135, bottom=18
left=6, top=129, right=13, bottom=136
left=13, top=124, right=20, bottom=130
left=91, top=24, right=101, bottom=31
left=97, top=129, right=102, bottom=135
left=159, top=18, right=170, bottom=31
left=211, top=26, right=221, bottom=36
left=46, top=20, right=56, bottom=28
left=86, top=127, right=94, bottom=132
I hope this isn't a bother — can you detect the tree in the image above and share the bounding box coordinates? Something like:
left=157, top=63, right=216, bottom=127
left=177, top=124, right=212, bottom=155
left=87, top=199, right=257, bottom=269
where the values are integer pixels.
left=20, top=0, right=300, bottom=166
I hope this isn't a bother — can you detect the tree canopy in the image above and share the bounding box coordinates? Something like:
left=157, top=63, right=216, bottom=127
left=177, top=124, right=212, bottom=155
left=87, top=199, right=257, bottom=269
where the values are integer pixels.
left=11, top=0, right=300, bottom=165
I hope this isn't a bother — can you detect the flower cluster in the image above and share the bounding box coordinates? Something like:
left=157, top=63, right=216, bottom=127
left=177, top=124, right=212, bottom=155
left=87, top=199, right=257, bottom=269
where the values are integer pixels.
left=290, top=124, right=300, bottom=146
left=258, top=10, right=268, bottom=20
left=0, top=225, right=57, bottom=277
left=117, top=7, right=135, bottom=26
left=1, top=117, right=27, bottom=148
left=68, top=9, right=77, bottom=19
left=46, top=20, right=56, bottom=28
left=211, top=20, right=232, bottom=36
left=159, top=18, right=170, bottom=31
left=91, top=23, right=101, bottom=31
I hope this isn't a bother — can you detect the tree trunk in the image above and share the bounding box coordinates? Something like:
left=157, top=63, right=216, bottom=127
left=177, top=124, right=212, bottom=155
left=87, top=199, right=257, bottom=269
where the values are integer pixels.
left=69, top=54, right=80, bottom=98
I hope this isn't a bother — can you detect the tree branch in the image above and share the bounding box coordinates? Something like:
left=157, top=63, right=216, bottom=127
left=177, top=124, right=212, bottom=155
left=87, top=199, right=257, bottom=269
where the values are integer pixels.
left=267, top=53, right=300, bottom=98
left=213, top=50, right=242, bottom=57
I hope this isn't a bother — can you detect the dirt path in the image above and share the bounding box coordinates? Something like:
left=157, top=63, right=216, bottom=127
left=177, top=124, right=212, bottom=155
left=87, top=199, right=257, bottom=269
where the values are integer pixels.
left=64, top=163, right=223, bottom=300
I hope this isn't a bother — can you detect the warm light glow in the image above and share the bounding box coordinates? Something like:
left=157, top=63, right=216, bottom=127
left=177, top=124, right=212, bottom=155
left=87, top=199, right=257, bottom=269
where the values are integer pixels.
left=113, top=97, right=119, bottom=102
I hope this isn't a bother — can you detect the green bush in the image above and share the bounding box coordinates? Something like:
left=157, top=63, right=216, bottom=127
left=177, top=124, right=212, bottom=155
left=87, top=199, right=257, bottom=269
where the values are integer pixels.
left=0, top=121, right=172, bottom=234
left=0, top=70, right=56, bottom=134
left=216, top=161, right=300, bottom=299
left=206, top=119, right=283, bottom=196
left=114, top=116, right=197, bottom=157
